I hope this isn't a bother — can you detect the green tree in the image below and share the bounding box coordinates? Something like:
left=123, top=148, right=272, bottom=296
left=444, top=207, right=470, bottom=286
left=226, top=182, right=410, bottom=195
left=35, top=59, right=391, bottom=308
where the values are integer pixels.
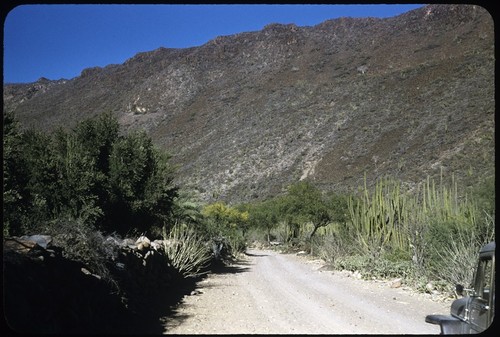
left=281, top=181, right=332, bottom=240
left=108, top=130, right=177, bottom=235
left=247, top=198, right=280, bottom=242
left=3, top=112, right=31, bottom=236
left=51, top=128, right=103, bottom=225
left=22, top=129, right=61, bottom=230
left=73, top=113, right=119, bottom=220
left=201, top=201, right=249, bottom=255
left=325, top=192, right=350, bottom=226
left=74, top=112, right=119, bottom=176
left=202, top=201, right=249, bottom=229
left=3, top=112, right=178, bottom=239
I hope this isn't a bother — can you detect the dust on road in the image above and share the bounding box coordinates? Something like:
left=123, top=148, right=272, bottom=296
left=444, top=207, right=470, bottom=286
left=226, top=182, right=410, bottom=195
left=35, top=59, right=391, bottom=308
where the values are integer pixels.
left=164, top=249, right=451, bottom=334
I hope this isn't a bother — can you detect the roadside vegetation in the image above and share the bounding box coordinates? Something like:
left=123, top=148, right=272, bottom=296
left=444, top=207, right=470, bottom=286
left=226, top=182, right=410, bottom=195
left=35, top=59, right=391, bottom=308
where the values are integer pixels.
left=243, top=176, right=494, bottom=295
left=3, top=111, right=495, bottom=296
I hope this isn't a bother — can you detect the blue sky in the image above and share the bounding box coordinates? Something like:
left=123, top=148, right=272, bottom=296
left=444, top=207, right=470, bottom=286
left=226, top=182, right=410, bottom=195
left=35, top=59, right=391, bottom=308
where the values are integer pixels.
left=3, top=4, right=423, bottom=84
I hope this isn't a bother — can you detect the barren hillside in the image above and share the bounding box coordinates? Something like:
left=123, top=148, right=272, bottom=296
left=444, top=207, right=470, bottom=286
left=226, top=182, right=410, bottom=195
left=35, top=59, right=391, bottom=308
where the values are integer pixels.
left=3, top=4, right=495, bottom=203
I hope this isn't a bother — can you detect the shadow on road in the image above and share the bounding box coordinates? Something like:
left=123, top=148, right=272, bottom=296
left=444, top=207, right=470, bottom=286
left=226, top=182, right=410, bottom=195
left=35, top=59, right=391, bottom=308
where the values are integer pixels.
left=161, top=258, right=253, bottom=332
left=244, top=251, right=269, bottom=257
left=210, top=257, right=253, bottom=275
left=126, top=276, right=199, bottom=334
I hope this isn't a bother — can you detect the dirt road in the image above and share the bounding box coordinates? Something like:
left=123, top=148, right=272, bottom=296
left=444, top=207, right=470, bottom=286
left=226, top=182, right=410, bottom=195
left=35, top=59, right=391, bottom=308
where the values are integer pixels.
left=163, top=249, right=451, bottom=334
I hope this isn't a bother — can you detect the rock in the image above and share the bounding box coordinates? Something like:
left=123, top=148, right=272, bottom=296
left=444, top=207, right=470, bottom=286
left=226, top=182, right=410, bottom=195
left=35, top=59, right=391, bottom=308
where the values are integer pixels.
left=3, top=238, right=38, bottom=254
left=136, top=236, right=150, bottom=250
left=357, top=65, right=369, bottom=74
left=136, top=236, right=151, bottom=245
left=105, top=236, right=123, bottom=246
left=426, top=282, right=434, bottom=293
left=4, top=232, right=181, bottom=334
left=150, top=241, right=162, bottom=251
left=122, top=238, right=136, bottom=247
left=390, top=278, right=402, bottom=288
left=20, top=235, right=52, bottom=249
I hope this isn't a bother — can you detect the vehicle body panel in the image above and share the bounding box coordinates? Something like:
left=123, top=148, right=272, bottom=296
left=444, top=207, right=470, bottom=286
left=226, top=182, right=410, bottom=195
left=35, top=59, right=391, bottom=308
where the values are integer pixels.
left=425, top=241, right=495, bottom=334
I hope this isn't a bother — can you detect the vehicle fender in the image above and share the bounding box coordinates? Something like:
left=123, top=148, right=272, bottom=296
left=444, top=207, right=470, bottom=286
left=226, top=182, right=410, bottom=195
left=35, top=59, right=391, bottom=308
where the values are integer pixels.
left=425, top=314, right=468, bottom=334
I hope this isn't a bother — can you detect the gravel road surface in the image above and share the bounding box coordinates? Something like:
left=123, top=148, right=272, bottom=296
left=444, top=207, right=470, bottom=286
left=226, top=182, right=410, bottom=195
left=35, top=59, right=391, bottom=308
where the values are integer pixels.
left=164, top=248, right=451, bottom=334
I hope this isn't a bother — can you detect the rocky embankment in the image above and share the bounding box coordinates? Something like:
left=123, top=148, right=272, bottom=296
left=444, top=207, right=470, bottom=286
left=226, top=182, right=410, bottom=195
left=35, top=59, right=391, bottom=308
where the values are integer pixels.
left=3, top=234, right=196, bottom=334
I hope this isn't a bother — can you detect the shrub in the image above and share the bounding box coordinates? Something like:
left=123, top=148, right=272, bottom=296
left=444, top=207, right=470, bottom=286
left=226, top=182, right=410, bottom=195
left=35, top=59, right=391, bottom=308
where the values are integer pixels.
left=333, top=254, right=413, bottom=280
left=41, top=217, right=119, bottom=285
left=428, top=214, right=495, bottom=288
left=200, top=202, right=249, bottom=258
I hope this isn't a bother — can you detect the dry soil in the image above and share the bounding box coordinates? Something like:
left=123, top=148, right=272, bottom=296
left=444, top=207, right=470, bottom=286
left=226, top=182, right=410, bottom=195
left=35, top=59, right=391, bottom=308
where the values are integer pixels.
left=163, top=248, right=452, bottom=334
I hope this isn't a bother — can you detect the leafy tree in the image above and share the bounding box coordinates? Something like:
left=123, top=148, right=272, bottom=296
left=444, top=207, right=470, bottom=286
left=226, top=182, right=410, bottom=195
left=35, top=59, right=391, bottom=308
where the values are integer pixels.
left=3, top=112, right=178, bottom=238
left=73, top=113, right=119, bottom=219
left=247, top=199, right=280, bottom=242
left=51, top=128, right=103, bottom=224
left=280, top=181, right=331, bottom=240
left=107, top=130, right=177, bottom=235
left=21, top=129, right=61, bottom=229
left=3, top=112, right=31, bottom=235
left=202, top=201, right=249, bottom=229
left=201, top=201, right=249, bottom=255
left=74, top=112, right=119, bottom=176
left=325, top=192, right=350, bottom=226
left=140, top=147, right=178, bottom=230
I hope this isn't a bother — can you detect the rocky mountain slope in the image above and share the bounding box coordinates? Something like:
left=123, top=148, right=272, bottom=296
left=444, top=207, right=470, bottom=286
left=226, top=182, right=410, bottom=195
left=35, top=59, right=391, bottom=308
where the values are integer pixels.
left=3, top=4, right=495, bottom=203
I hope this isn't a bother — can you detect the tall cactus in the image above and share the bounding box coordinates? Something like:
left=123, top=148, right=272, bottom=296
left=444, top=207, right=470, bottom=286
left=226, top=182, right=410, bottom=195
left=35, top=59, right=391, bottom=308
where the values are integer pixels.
left=348, top=177, right=409, bottom=258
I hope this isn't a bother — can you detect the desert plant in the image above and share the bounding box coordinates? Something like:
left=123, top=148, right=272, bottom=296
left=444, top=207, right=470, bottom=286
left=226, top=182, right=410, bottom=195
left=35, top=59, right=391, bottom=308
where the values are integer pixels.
left=415, top=175, right=484, bottom=277
left=162, top=224, right=212, bottom=278
left=347, top=177, right=409, bottom=259
left=312, top=222, right=356, bottom=264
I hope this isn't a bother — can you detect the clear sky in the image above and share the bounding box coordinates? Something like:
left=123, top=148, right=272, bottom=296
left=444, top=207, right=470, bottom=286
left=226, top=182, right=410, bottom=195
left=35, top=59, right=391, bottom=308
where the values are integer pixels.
left=3, top=4, right=424, bottom=84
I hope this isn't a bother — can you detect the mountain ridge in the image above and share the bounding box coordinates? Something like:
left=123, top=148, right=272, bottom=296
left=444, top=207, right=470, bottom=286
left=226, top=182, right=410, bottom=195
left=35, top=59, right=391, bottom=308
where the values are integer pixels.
left=3, top=4, right=495, bottom=203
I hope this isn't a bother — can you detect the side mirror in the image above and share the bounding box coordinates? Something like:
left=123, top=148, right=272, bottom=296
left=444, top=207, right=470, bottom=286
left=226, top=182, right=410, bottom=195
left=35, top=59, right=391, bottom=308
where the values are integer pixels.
left=455, top=284, right=464, bottom=296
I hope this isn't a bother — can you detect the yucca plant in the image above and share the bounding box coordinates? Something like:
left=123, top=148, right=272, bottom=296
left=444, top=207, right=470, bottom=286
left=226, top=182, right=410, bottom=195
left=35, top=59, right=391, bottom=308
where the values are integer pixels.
left=162, top=224, right=212, bottom=278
